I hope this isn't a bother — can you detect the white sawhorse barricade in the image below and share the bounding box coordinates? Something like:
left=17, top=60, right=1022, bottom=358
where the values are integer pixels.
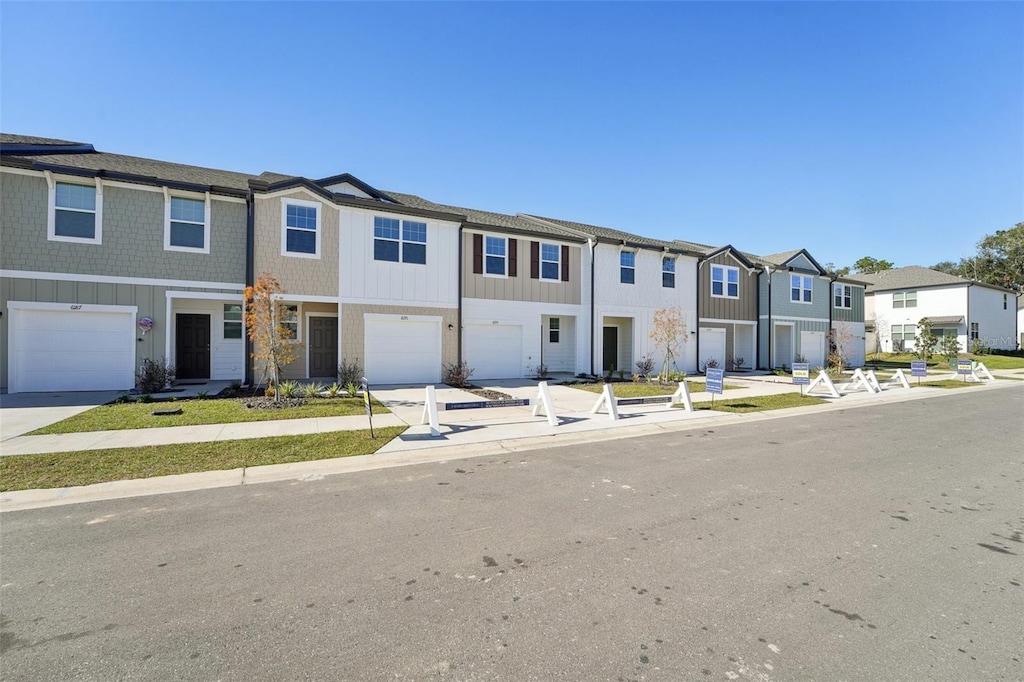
left=839, top=368, right=912, bottom=396
left=947, top=362, right=995, bottom=383
left=590, top=382, right=694, bottom=421
left=420, top=382, right=559, bottom=437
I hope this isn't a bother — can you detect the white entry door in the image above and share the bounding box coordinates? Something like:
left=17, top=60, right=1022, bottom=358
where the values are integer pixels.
left=465, top=323, right=523, bottom=379
left=800, top=330, right=826, bottom=368
left=364, top=315, right=441, bottom=385
left=699, top=327, right=727, bottom=371
left=9, top=303, right=136, bottom=393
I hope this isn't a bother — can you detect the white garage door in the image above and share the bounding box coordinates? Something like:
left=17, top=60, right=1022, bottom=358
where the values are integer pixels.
left=699, top=327, right=726, bottom=371
left=10, top=304, right=136, bottom=393
left=364, top=316, right=441, bottom=385
left=800, top=330, right=826, bottom=368
left=465, top=324, right=523, bottom=379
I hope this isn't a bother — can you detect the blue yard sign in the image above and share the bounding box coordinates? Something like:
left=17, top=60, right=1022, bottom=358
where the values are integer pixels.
left=792, top=363, right=810, bottom=385
left=910, top=361, right=927, bottom=378
left=705, top=367, right=724, bottom=395
left=956, top=359, right=972, bottom=377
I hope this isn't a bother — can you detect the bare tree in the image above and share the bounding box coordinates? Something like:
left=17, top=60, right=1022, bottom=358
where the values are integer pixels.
left=649, top=307, right=688, bottom=380
left=829, top=322, right=856, bottom=373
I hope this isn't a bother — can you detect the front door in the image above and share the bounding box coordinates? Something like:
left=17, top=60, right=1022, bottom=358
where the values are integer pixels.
left=602, top=326, right=618, bottom=372
left=308, top=316, right=338, bottom=378
left=176, top=314, right=211, bottom=380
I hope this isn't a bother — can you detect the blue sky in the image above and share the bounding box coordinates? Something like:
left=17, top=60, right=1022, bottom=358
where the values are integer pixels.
left=2, top=2, right=1021, bottom=269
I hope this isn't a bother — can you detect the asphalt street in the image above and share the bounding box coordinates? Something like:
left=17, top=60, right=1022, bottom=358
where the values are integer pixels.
left=2, top=387, right=1022, bottom=681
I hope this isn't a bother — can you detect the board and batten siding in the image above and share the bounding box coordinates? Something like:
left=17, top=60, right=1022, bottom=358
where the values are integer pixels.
left=760, top=271, right=831, bottom=321
left=253, top=191, right=339, bottom=297
left=1, top=170, right=247, bottom=283
left=337, top=206, right=460, bottom=308
left=0, top=276, right=238, bottom=389
left=698, top=252, right=758, bottom=321
left=462, top=233, right=581, bottom=305
left=832, top=284, right=865, bottom=322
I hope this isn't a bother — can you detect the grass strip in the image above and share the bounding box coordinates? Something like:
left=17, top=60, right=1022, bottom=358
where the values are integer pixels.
left=915, top=380, right=983, bottom=389
left=0, top=426, right=406, bottom=492
left=31, top=397, right=390, bottom=435
left=675, top=392, right=826, bottom=413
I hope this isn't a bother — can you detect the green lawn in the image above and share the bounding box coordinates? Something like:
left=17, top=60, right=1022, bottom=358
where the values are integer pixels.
left=0, top=426, right=406, bottom=492
left=916, top=379, right=984, bottom=389
left=677, top=393, right=826, bottom=413
left=569, top=381, right=743, bottom=397
left=866, top=352, right=1024, bottom=370
left=30, top=397, right=389, bottom=435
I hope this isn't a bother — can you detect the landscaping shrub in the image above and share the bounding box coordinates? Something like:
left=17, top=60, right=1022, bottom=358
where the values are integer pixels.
left=338, top=358, right=363, bottom=386
left=136, top=358, right=175, bottom=393
left=443, top=361, right=474, bottom=387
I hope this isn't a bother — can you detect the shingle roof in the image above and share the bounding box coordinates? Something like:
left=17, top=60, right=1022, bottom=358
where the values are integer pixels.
left=1, top=133, right=86, bottom=146
left=858, top=266, right=972, bottom=292
left=759, top=249, right=804, bottom=265
left=383, top=192, right=584, bottom=241
left=521, top=214, right=693, bottom=252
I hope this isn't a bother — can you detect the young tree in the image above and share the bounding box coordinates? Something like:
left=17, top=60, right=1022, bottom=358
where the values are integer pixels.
left=243, top=273, right=298, bottom=399
left=939, top=333, right=961, bottom=364
left=829, top=322, right=855, bottom=373
left=649, top=307, right=688, bottom=380
left=914, top=318, right=937, bottom=360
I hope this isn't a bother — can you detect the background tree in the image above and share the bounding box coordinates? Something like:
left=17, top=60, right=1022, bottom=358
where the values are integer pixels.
left=649, top=307, right=687, bottom=380
left=824, top=262, right=851, bottom=277
left=852, top=256, right=894, bottom=274
left=930, top=223, right=1023, bottom=292
left=244, top=273, right=297, bottom=399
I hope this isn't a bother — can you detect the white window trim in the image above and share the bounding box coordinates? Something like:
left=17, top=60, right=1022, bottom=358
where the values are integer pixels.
left=484, top=235, right=509, bottom=279
left=45, top=171, right=103, bottom=245
left=279, top=302, right=302, bottom=343
left=790, top=275, right=813, bottom=304
left=280, top=198, right=322, bottom=259
left=892, top=291, right=918, bottom=309
left=619, top=249, right=636, bottom=284
left=833, top=283, right=852, bottom=309
left=163, top=188, right=211, bottom=254
left=711, top=264, right=740, bottom=299
left=374, top=217, right=427, bottom=265
left=661, top=255, right=677, bottom=288
left=222, top=302, right=244, bottom=341
left=540, top=242, right=561, bottom=281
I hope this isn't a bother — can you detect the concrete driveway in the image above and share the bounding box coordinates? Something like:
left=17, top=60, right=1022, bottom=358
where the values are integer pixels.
left=0, top=391, right=121, bottom=441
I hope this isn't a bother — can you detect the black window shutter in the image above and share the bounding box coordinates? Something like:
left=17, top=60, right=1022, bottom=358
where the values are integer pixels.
left=508, top=238, right=518, bottom=277
left=530, top=241, right=540, bottom=279
left=472, top=234, right=483, bottom=274
left=561, top=245, right=570, bottom=281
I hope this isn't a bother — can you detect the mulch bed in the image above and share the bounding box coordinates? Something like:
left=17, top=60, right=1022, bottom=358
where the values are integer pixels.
left=447, top=385, right=514, bottom=401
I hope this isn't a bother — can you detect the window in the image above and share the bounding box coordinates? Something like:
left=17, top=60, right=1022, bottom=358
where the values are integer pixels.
left=279, top=304, right=299, bottom=340
left=893, top=291, right=917, bottom=308
left=1004, top=294, right=1008, bottom=310
left=833, top=284, right=852, bottom=309
left=620, top=251, right=635, bottom=284
left=282, top=200, right=320, bottom=257
left=711, top=265, right=739, bottom=298
left=790, top=274, right=812, bottom=303
left=49, top=180, right=101, bottom=243
left=485, top=236, right=507, bottom=276
left=549, top=317, right=560, bottom=343
left=165, top=194, right=209, bottom=253
left=374, top=217, right=427, bottom=264
left=540, top=243, right=560, bottom=281
left=892, top=324, right=915, bottom=344
left=662, top=257, right=676, bottom=288
left=970, top=322, right=979, bottom=340
left=223, top=303, right=243, bottom=339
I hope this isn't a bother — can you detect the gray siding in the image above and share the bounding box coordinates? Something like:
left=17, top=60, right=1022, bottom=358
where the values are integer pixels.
left=769, top=272, right=831, bottom=321
left=1, top=171, right=247, bottom=283
left=832, top=284, right=865, bottom=322
left=758, top=318, right=831, bottom=369
left=698, top=252, right=757, bottom=320
left=0, top=275, right=234, bottom=389
left=462, top=233, right=581, bottom=305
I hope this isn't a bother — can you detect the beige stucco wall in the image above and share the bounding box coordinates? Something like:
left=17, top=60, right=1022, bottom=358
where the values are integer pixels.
left=253, top=191, right=339, bottom=297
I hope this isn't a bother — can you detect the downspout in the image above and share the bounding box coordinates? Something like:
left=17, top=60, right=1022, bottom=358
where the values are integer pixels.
left=244, top=188, right=255, bottom=387
left=766, top=266, right=773, bottom=369
left=589, top=237, right=596, bottom=376
left=965, top=282, right=973, bottom=352
left=828, top=273, right=838, bottom=360
left=755, top=269, right=761, bottom=369
left=457, top=224, right=464, bottom=366
left=694, top=255, right=701, bottom=373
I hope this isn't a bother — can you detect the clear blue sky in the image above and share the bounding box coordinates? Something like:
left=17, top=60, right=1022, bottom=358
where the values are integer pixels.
left=3, top=2, right=1021, bottom=269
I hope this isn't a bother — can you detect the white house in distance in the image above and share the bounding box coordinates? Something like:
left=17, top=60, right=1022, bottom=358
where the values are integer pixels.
left=862, top=266, right=1018, bottom=352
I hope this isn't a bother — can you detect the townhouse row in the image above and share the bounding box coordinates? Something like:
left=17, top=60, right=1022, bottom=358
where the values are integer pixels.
left=0, top=134, right=871, bottom=393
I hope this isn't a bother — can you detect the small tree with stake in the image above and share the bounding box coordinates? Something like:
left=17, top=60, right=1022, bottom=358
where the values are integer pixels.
left=649, top=306, right=688, bottom=382
left=243, top=273, right=297, bottom=400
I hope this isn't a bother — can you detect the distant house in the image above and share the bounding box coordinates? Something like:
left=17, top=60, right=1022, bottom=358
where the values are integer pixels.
left=861, top=266, right=1017, bottom=353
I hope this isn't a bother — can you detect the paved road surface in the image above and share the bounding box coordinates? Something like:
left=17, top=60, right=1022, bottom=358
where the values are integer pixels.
left=2, top=387, right=1022, bottom=680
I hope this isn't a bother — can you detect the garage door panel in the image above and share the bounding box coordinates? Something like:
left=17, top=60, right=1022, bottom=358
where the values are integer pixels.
left=12, top=308, right=136, bottom=393
left=364, top=318, right=441, bottom=385
left=465, top=324, right=522, bottom=380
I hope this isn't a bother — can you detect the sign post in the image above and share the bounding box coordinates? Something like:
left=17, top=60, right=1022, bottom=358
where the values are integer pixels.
left=705, top=367, right=724, bottom=406
left=910, top=360, right=927, bottom=386
left=360, top=377, right=374, bottom=438
left=792, top=362, right=810, bottom=395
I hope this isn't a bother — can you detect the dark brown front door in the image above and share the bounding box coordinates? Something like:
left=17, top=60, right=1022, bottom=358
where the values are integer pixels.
left=308, top=316, right=338, bottom=378
left=603, top=326, right=618, bottom=372
left=176, top=314, right=211, bottom=380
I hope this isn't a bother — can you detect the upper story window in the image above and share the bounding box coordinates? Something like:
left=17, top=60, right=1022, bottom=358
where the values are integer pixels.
left=281, top=200, right=320, bottom=258
left=833, top=283, right=852, bottom=309
left=540, top=243, right=561, bottom=281
left=620, top=251, right=635, bottom=284
left=970, top=322, right=979, bottom=340
left=373, top=217, right=427, bottom=264
left=48, top=179, right=102, bottom=244
left=485, top=236, right=507, bottom=276
left=662, top=257, right=676, bottom=288
left=165, top=194, right=210, bottom=253
left=791, top=274, right=813, bottom=303
left=711, top=265, right=739, bottom=298
left=223, top=303, right=243, bottom=339
left=892, top=291, right=917, bottom=308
